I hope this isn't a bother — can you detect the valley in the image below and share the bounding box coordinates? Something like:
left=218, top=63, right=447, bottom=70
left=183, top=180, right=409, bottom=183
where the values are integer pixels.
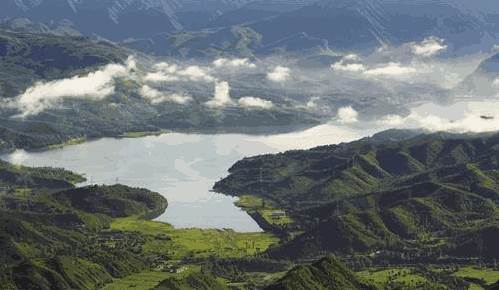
left=0, top=1, right=498, bottom=289
left=2, top=102, right=499, bottom=289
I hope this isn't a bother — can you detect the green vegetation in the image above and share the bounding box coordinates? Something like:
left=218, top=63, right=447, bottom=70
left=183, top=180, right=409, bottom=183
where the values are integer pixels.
left=119, top=130, right=170, bottom=139
left=236, top=195, right=293, bottom=226
left=265, top=256, right=377, bottom=290
left=2, top=129, right=499, bottom=290
left=216, top=131, right=499, bottom=260
left=0, top=161, right=168, bottom=289
left=154, top=270, right=228, bottom=290
left=0, top=29, right=127, bottom=98
left=101, top=271, right=174, bottom=290
left=111, top=216, right=278, bottom=259
left=358, top=268, right=440, bottom=289
left=454, top=266, right=499, bottom=286
left=47, top=137, right=87, bottom=149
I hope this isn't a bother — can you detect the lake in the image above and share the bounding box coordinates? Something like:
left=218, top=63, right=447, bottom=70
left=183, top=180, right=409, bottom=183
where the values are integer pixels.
left=1, top=124, right=375, bottom=232
left=2, top=100, right=497, bottom=232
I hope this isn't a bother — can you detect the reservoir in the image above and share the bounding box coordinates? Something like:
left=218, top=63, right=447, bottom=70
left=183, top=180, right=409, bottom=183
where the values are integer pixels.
left=3, top=100, right=497, bottom=231
left=2, top=124, right=374, bottom=232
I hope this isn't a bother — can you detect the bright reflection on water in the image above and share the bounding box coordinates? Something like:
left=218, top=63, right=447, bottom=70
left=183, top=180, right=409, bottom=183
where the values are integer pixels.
left=1, top=125, right=374, bottom=232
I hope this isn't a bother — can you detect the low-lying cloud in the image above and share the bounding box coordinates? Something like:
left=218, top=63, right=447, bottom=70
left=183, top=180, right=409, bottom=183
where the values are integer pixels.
left=337, top=106, right=359, bottom=123
left=140, top=85, right=192, bottom=104
left=10, top=57, right=136, bottom=117
left=267, top=66, right=291, bottom=82
left=238, top=96, right=273, bottom=109
left=410, top=37, right=447, bottom=57
left=206, top=81, right=234, bottom=108
left=363, top=62, right=418, bottom=78
left=205, top=81, right=274, bottom=110
left=178, top=65, right=215, bottom=82
left=377, top=101, right=499, bottom=133
left=213, top=58, right=256, bottom=69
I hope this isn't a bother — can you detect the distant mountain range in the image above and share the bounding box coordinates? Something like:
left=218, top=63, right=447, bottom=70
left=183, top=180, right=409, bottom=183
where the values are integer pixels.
left=1, top=0, right=497, bottom=56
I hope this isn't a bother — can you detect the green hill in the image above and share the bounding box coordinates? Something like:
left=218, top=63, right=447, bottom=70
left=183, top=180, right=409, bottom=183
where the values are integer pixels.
left=215, top=130, right=499, bottom=260
left=0, top=162, right=168, bottom=289
left=0, top=29, right=127, bottom=98
left=265, top=256, right=377, bottom=290
left=154, top=271, right=228, bottom=290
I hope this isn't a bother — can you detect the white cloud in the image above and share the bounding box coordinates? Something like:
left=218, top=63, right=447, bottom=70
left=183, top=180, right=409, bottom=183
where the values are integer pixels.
left=306, top=96, right=320, bottom=109
left=337, top=106, right=358, bottom=123
left=153, top=62, right=178, bottom=74
left=205, top=81, right=234, bottom=108
left=493, top=78, right=499, bottom=87
left=410, top=37, right=447, bottom=57
left=343, top=54, right=360, bottom=61
left=267, top=66, right=291, bottom=82
left=238, top=96, right=273, bottom=109
left=213, top=58, right=256, bottom=69
left=331, top=61, right=366, bottom=72
left=377, top=101, right=499, bottom=133
left=11, top=56, right=136, bottom=117
left=178, top=65, right=215, bottom=82
left=363, top=62, right=417, bottom=78
left=139, top=85, right=192, bottom=105
left=144, top=72, right=180, bottom=83
left=379, top=114, right=405, bottom=126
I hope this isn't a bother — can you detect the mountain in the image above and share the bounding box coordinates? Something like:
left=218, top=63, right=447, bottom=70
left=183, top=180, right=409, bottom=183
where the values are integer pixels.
left=215, top=130, right=499, bottom=259
left=265, top=256, right=377, bottom=290
left=248, top=0, right=498, bottom=54
left=145, top=0, right=499, bottom=56
left=0, top=161, right=168, bottom=289
left=1, top=0, right=497, bottom=56
left=0, top=29, right=320, bottom=153
left=460, top=52, right=498, bottom=96
left=0, top=29, right=127, bottom=97
left=0, top=0, right=309, bottom=42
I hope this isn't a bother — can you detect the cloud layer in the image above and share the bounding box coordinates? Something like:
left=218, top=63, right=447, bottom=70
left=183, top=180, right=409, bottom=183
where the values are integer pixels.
left=213, top=58, right=256, bottom=69
left=238, top=96, right=273, bottom=109
left=140, top=85, right=192, bottom=104
left=11, top=57, right=136, bottom=117
left=267, top=66, right=291, bottom=82
left=337, top=106, right=359, bottom=123
left=206, top=81, right=234, bottom=108
left=410, top=37, right=447, bottom=57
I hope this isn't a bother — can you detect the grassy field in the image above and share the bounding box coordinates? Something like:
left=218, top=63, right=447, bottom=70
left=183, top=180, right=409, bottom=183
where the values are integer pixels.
left=110, top=216, right=279, bottom=260
left=119, top=130, right=169, bottom=138
left=101, top=271, right=170, bottom=290
left=47, top=137, right=87, bottom=149
left=235, top=195, right=293, bottom=226
left=453, top=266, right=499, bottom=285
left=101, top=264, right=202, bottom=290
left=358, top=268, right=432, bottom=288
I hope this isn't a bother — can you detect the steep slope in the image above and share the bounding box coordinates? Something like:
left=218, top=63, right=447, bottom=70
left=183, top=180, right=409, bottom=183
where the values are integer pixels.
left=0, top=30, right=320, bottom=153
left=0, top=29, right=127, bottom=97
left=164, top=0, right=499, bottom=56
left=2, top=0, right=497, bottom=56
left=154, top=271, right=228, bottom=290
left=0, top=163, right=168, bottom=289
left=265, top=256, right=377, bottom=290
left=216, top=130, right=499, bottom=259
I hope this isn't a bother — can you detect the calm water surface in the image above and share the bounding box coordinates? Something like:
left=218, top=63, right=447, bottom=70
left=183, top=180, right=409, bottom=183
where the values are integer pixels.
left=3, top=100, right=496, bottom=231
left=2, top=124, right=374, bottom=232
